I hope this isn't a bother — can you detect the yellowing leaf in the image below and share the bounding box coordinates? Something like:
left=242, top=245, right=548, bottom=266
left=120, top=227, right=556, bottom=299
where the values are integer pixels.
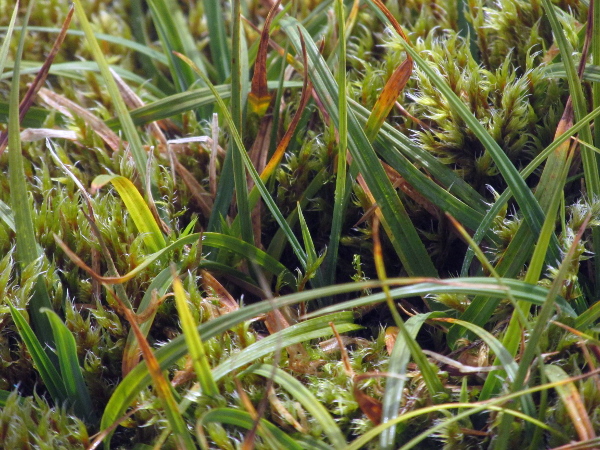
left=92, top=174, right=166, bottom=253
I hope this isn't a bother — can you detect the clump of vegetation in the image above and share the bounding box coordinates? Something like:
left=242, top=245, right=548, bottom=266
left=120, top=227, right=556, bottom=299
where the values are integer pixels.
left=2, top=0, right=600, bottom=448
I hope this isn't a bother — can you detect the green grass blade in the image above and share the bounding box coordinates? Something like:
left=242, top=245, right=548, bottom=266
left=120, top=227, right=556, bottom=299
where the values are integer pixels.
left=594, top=0, right=600, bottom=150
left=544, top=364, right=595, bottom=442
left=81, top=232, right=295, bottom=287
left=42, top=308, right=93, bottom=422
left=8, top=302, right=67, bottom=404
left=172, top=270, right=219, bottom=399
left=281, top=18, right=437, bottom=277
left=542, top=0, right=600, bottom=294
left=101, top=310, right=359, bottom=446
left=211, top=313, right=360, bottom=380
left=297, top=204, right=319, bottom=267
left=203, top=0, right=230, bottom=83
left=375, top=141, right=489, bottom=236
left=380, top=313, right=435, bottom=449
left=122, top=267, right=173, bottom=375
left=0, top=25, right=168, bottom=65
left=369, top=4, right=547, bottom=237
left=176, top=53, right=308, bottom=269
left=92, top=174, right=166, bottom=253
left=206, top=138, right=235, bottom=234
left=0, top=102, right=48, bottom=127
left=576, top=296, right=600, bottom=329
left=230, top=0, right=253, bottom=245
left=322, top=0, right=350, bottom=287
left=103, top=81, right=302, bottom=128
left=545, top=63, right=600, bottom=84
left=198, top=408, right=303, bottom=449
left=128, top=0, right=175, bottom=94
left=307, top=277, right=576, bottom=319
left=8, top=3, right=55, bottom=347
left=244, top=364, right=346, bottom=449
left=460, top=103, right=600, bottom=277
left=0, top=0, right=19, bottom=76
left=8, top=3, right=37, bottom=273
left=351, top=102, right=488, bottom=213
left=146, top=0, right=203, bottom=92
left=5, top=61, right=166, bottom=98
left=72, top=0, right=147, bottom=181
left=0, top=199, right=14, bottom=231
left=494, top=216, right=592, bottom=449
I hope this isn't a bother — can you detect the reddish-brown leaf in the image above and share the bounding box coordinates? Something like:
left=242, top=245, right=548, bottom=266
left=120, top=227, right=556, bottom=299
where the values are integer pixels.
left=258, top=31, right=312, bottom=183
left=353, top=378, right=382, bottom=425
left=364, top=58, right=412, bottom=140
left=248, top=0, right=281, bottom=116
left=0, top=6, right=74, bottom=155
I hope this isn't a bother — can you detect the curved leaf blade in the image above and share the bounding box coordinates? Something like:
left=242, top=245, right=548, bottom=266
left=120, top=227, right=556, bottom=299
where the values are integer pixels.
left=92, top=174, right=166, bottom=253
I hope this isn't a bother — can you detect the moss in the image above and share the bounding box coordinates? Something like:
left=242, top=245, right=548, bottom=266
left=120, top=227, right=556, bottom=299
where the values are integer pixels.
left=0, top=391, right=89, bottom=449
left=1, top=0, right=599, bottom=446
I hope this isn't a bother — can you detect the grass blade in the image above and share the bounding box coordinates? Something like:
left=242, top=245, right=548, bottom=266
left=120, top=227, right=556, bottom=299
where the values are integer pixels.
left=198, top=408, right=303, bottom=449
left=204, top=0, right=230, bottom=83
left=380, top=313, right=434, bottom=449
left=0, top=25, right=169, bottom=65
left=72, top=0, right=147, bottom=181
left=244, top=364, right=346, bottom=449
left=175, top=52, right=308, bottom=269
left=493, top=214, right=592, bottom=449
left=0, top=0, right=19, bottom=76
left=281, top=18, right=438, bottom=277
left=172, top=269, right=219, bottom=399
left=57, top=231, right=295, bottom=287
left=8, top=2, right=55, bottom=347
left=231, top=0, right=253, bottom=245
left=42, top=308, right=93, bottom=422
left=544, top=364, right=595, bottom=441
left=8, top=4, right=37, bottom=269
left=91, top=174, right=166, bottom=253
left=8, top=302, right=66, bottom=405
left=104, top=286, right=197, bottom=449
left=101, top=311, right=358, bottom=444
left=306, top=277, right=577, bottom=319
left=297, top=204, right=319, bottom=267
left=104, top=81, right=302, bottom=128
left=322, top=0, right=350, bottom=287
left=368, top=0, right=547, bottom=236
left=146, top=0, right=202, bottom=92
